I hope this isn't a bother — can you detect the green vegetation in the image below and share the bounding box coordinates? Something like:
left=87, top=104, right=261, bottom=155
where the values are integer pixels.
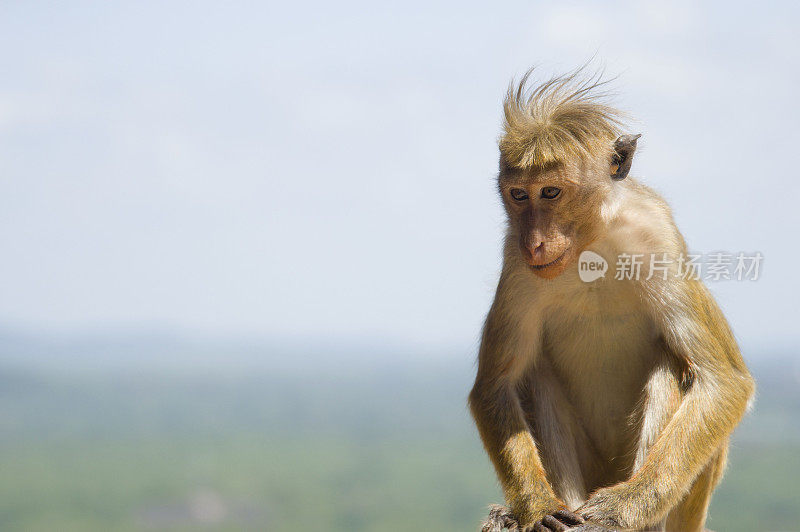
left=0, top=344, right=796, bottom=531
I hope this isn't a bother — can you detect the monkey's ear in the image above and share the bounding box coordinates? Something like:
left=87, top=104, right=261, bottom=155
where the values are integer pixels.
left=610, top=134, right=641, bottom=180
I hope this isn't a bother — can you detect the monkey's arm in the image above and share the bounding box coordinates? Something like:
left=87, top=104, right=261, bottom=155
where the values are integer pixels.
left=470, top=377, right=560, bottom=524
left=578, top=281, right=755, bottom=529
left=470, top=282, right=583, bottom=530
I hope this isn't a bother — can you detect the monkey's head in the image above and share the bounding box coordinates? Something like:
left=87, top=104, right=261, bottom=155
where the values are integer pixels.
left=497, top=70, right=638, bottom=279
left=498, top=134, right=638, bottom=279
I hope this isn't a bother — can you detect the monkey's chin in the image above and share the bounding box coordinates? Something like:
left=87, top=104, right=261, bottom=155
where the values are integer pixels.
left=530, top=262, right=569, bottom=279
left=527, top=250, right=571, bottom=279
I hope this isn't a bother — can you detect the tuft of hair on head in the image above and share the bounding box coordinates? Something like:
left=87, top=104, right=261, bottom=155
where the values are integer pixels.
left=499, top=66, right=627, bottom=170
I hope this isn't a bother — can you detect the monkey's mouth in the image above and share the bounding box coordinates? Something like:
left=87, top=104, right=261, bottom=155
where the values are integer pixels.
left=528, top=248, right=569, bottom=270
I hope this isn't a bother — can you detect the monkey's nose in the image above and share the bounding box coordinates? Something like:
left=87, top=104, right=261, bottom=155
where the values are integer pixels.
left=528, top=241, right=546, bottom=258
left=523, top=241, right=547, bottom=265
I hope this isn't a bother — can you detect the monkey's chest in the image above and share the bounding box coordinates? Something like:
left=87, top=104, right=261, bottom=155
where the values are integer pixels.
left=544, top=308, right=659, bottom=463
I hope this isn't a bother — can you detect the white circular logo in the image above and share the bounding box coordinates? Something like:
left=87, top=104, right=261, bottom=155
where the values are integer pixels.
left=578, top=250, right=608, bottom=282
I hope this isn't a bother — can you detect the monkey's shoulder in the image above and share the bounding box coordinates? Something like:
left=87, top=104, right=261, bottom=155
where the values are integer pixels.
left=605, top=180, right=686, bottom=257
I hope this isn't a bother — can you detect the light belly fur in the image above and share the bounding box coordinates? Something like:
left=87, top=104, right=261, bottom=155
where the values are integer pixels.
left=542, top=288, right=661, bottom=480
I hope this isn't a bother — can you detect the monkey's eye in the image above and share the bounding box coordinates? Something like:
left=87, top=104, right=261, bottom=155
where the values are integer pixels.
left=510, top=188, right=529, bottom=201
left=540, top=187, right=561, bottom=199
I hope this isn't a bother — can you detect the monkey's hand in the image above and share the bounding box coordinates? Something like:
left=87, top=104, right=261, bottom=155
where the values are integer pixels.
left=525, top=508, right=586, bottom=531
left=482, top=505, right=517, bottom=531
left=483, top=501, right=586, bottom=531
left=577, top=482, right=659, bottom=530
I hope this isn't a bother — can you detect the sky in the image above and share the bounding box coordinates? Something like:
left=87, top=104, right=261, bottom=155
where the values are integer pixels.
left=0, top=1, right=798, bottom=355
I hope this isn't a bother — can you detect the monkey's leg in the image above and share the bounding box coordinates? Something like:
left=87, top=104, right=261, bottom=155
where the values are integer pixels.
left=578, top=348, right=749, bottom=531
left=664, top=445, right=727, bottom=532
left=522, top=357, right=592, bottom=510
left=626, top=360, right=684, bottom=532
left=630, top=364, right=727, bottom=532
left=631, top=360, right=683, bottom=474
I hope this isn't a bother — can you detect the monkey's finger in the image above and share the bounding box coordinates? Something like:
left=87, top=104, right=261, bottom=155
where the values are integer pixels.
left=532, top=522, right=548, bottom=532
left=553, top=509, right=584, bottom=526
left=484, top=505, right=517, bottom=532
left=542, top=514, right=569, bottom=531
left=481, top=520, right=501, bottom=532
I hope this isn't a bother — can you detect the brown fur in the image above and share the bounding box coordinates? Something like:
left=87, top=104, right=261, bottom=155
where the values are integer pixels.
left=470, top=70, right=754, bottom=532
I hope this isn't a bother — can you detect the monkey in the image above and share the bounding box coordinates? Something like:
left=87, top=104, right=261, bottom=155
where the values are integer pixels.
left=469, top=69, right=755, bottom=532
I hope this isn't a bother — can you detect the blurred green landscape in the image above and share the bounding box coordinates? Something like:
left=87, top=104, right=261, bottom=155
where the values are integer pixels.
left=0, top=333, right=797, bottom=531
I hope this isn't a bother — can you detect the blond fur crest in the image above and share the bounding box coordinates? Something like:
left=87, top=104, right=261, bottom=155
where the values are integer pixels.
left=500, top=68, right=626, bottom=169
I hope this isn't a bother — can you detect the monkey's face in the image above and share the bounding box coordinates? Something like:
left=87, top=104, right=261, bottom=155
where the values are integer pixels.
left=500, top=164, right=606, bottom=280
